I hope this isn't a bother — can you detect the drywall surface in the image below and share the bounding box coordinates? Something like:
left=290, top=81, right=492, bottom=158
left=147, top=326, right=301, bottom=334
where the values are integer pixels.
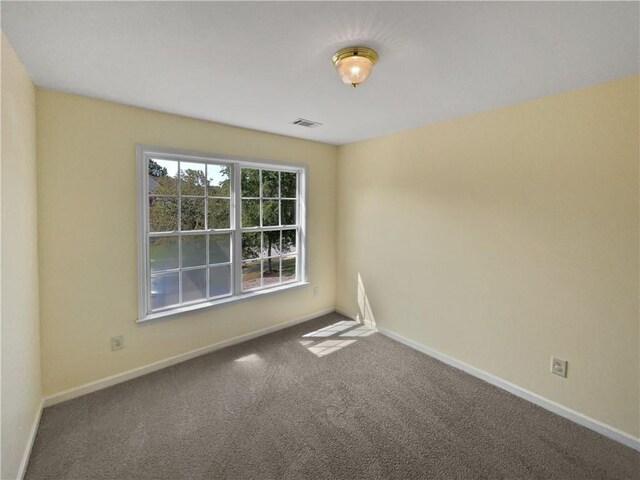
left=1, top=33, right=41, bottom=479
left=336, top=76, right=640, bottom=437
left=36, top=89, right=337, bottom=396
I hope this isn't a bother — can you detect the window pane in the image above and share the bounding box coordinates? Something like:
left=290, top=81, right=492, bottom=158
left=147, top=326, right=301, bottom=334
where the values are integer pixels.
left=182, top=268, right=207, bottom=303
left=242, top=232, right=261, bottom=260
left=149, top=237, right=178, bottom=272
left=182, top=235, right=206, bottom=267
left=282, top=256, right=296, bottom=283
left=242, top=199, right=260, bottom=227
left=262, top=200, right=279, bottom=226
left=209, top=233, right=231, bottom=264
left=281, top=171, right=297, bottom=198
left=241, top=168, right=259, bottom=197
left=149, top=197, right=178, bottom=232
left=181, top=198, right=205, bottom=230
left=180, top=162, right=206, bottom=196
left=208, top=199, right=230, bottom=229
left=262, top=231, right=280, bottom=257
left=262, top=170, right=279, bottom=198
left=209, top=265, right=231, bottom=297
left=150, top=272, right=179, bottom=310
left=182, top=268, right=206, bottom=303
left=263, top=257, right=280, bottom=287
left=148, top=159, right=178, bottom=195
left=281, top=200, right=296, bottom=225
left=207, top=164, right=230, bottom=197
left=281, top=229, right=296, bottom=254
left=242, top=260, right=261, bottom=291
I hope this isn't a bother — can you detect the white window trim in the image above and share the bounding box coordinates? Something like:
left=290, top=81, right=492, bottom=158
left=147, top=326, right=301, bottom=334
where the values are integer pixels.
left=136, top=144, right=308, bottom=323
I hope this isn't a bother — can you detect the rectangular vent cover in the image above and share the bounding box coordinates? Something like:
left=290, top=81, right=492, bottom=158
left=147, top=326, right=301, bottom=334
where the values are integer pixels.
left=291, top=118, right=323, bottom=128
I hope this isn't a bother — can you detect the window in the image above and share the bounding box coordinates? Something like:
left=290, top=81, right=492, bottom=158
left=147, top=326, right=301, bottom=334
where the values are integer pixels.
left=137, top=145, right=307, bottom=321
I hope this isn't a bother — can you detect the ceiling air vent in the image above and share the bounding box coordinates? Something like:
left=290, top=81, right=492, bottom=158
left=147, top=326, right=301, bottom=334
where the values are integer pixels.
left=291, top=118, right=323, bottom=128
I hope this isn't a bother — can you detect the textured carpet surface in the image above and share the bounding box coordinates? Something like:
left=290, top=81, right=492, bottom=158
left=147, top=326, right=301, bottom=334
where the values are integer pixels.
left=26, top=313, right=639, bottom=480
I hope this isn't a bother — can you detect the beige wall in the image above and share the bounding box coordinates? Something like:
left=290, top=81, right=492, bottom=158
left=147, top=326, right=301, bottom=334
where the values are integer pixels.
left=1, top=34, right=41, bottom=479
left=36, top=89, right=337, bottom=396
left=336, top=76, right=640, bottom=437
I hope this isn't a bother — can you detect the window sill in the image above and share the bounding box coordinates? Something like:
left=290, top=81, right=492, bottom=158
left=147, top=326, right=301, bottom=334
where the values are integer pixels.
left=138, top=281, right=310, bottom=323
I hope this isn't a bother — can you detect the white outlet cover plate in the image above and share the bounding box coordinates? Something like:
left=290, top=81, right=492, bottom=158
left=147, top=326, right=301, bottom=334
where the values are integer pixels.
left=111, top=335, right=124, bottom=351
left=551, top=357, right=567, bottom=377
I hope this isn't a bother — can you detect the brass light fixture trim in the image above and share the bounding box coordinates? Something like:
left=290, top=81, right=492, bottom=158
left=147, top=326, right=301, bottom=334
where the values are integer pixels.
left=332, top=46, right=379, bottom=66
left=332, top=46, right=379, bottom=88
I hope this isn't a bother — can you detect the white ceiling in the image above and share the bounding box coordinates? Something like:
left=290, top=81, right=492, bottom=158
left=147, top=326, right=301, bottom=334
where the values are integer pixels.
left=2, top=1, right=638, bottom=145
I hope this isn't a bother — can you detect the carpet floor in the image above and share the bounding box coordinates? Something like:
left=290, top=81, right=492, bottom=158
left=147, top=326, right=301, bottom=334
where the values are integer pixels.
left=26, top=313, right=639, bottom=480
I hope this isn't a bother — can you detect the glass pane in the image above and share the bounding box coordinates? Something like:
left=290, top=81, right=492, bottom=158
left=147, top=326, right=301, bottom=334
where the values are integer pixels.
left=281, top=229, right=296, bottom=254
left=242, top=232, right=261, bottom=260
left=149, top=236, right=178, bottom=272
left=182, top=235, right=206, bottom=267
left=208, top=199, right=230, bottom=229
left=148, top=159, right=178, bottom=195
left=209, top=233, right=231, bottom=264
left=182, top=268, right=207, bottom=303
left=150, top=272, right=179, bottom=310
left=262, top=200, right=279, bottom=226
left=181, top=198, right=205, bottom=230
left=207, top=164, right=230, bottom=197
left=209, top=265, right=231, bottom=298
left=282, top=256, right=296, bottom=283
left=241, top=168, right=259, bottom=197
left=263, top=257, right=281, bottom=287
left=242, top=260, right=261, bottom=291
left=281, top=200, right=296, bottom=225
left=180, top=162, right=206, bottom=196
left=262, top=231, right=280, bottom=257
left=281, top=171, right=297, bottom=198
left=149, top=197, right=178, bottom=232
left=262, top=170, right=279, bottom=198
left=242, top=199, right=260, bottom=227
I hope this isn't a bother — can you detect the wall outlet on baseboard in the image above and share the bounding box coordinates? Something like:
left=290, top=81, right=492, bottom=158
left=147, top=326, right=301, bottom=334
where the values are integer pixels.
left=111, top=335, right=124, bottom=351
left=551, top=356, right=567, bottom=377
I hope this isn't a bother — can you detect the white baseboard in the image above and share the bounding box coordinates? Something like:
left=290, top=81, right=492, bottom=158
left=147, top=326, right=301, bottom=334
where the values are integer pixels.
left=17, top=398, right=44, bottom=479
left=44, top=308, right=334, bottom=407
left=376, top=325, right=640, bottom=452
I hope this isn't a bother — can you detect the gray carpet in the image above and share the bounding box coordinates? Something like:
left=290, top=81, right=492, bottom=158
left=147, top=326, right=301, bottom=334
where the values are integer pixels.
left=26, top=313, right=639, bottom=480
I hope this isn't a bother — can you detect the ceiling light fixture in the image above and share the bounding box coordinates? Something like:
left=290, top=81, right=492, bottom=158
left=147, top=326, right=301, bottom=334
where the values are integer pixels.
left=332, top=46, right=379, bottom=88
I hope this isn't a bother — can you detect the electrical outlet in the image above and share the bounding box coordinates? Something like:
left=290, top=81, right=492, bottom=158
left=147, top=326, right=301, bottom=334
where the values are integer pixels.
left=551, top=356, right=567, bottom=377
left=313, top=286, right=319, bottom=298
left=111, top=335, right=124, bottom=351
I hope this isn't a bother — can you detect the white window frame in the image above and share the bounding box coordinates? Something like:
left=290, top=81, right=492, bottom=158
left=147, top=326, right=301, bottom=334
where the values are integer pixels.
left=137, top=144, right=308, bottom=322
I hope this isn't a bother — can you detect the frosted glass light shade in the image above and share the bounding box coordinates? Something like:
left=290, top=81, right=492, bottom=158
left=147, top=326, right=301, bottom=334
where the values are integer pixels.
left=336, top=56, right=374, bottom=87
left=332, top=47, right=379, bottom=88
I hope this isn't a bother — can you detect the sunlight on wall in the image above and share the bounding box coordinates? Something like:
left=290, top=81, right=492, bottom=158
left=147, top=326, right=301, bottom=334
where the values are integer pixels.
left=357, top=273, right=377, bottom=329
